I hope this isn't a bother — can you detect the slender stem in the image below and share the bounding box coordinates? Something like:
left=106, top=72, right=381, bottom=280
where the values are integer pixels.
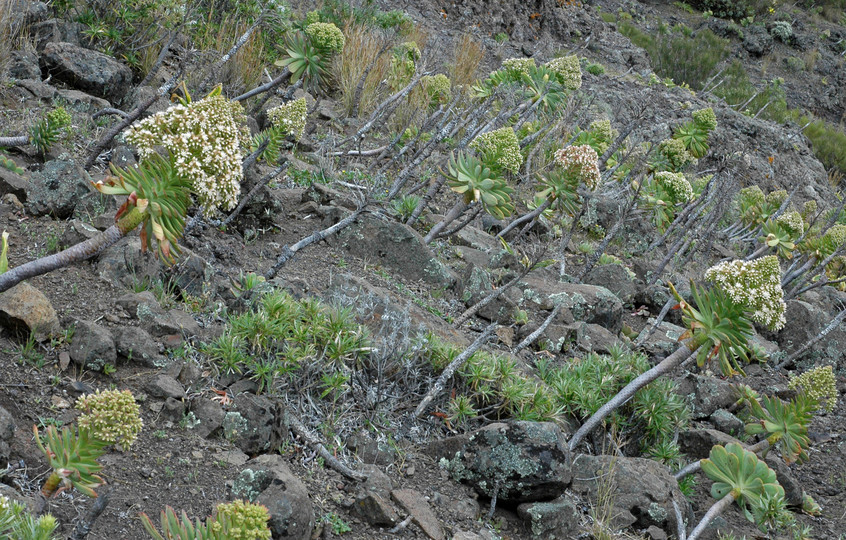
left=568, top=345, right=697, bottom=451
left=424, top=200, right=467, bottom=244
left=0, top=135, right=31, bottom=147
left=0, top=208, right=144, bottom=293
left=497, top=199, right=551, bottom=239
left=454, top=267, right=530, bottom=327
left=686, top=494, right=737, bottom=540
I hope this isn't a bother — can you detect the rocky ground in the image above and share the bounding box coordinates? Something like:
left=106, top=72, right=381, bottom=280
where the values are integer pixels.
left=1, top=0, right=845, bottom=539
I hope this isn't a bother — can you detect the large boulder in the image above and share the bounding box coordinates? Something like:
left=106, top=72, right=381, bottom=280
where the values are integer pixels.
left=331, top=214, right=456, bottom=288
left=439, top=421, right=572, bottom=503
left=519, top=277, right=624, bottom=334
left=40, top=42, right=132, bottom=102
left=25, top=158, right=91, bottom=218
left=775, top=299, right=846, bottom=366
left=222, top=394, right=284, bottom=456
left=0, top=283, right=60, bottom=340
left=570, top=455, right=691, bottom=535
left=69, top=320, right=116, bottom=372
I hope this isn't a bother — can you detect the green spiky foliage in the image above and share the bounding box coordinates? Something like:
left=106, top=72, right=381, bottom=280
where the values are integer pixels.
left=0, top=231, right=8, bottom=275
left=520, top=65, right=567, bottom=115
left=94, top=154, right=192, bottom=263
left=534, top=168, right=581, bottom=217
left=444, top=152, right=514, bottom=219
left=275, top=32, right=328, bottom=91
left=649, top=138, right=695, bottom=173
left=141, top=506, right=223, bottom=540
left=34, top=425, right=108, bottom=498
left=0, top=153, right=24, bottom=174
left=29, top=107, right=71, bottom=157
left=745, top=392, right=814, bottom=464
left=0, top=495, right=58, bottom=540
left=671, top=281, right=755, bottom=376
left=573, top=119, right=617, bottom=156
left=701, top=443, right=785, bottom=523
left=674, top=107, right=717, bottom=159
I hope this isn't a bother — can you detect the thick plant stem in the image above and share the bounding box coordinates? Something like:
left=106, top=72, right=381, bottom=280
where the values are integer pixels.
left=424, top=200, right=467, bottom=244
left=514, top=303, right=563, bottom=353
left=496, top=199, right=551, bottom=239
left=568, top=344, right=697, bottom=452
left=0, top=135, right=30, bottom=148
left=686, top=494, right=736, bottom=540
left=454, top=268, right=530, bottom=327
left=415, top=323, right=497, bottom=418
left=0, top=208, right=144, bottom=293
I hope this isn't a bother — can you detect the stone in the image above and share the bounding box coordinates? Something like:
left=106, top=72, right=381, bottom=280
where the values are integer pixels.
left=635, top=319, right=686, bottom=358
left=7, top=50, right=41, bottom=81
left=0, top=405, right=15, bottom=441
left=678, top=429, right=742, bottom=460
left=0, top=283, right=60, bottom=340
left=347, top=431, right=397, bottom=466
left=452, top=532, right=484, bottom=540
left=233, top=455, right=314, bottom=540
left=146, top=309, right=202, bottom=339
left=517, top=496, right=580, bottom=540
left=743, top=25, right=774, bottom=56
left=189, top=398, right=225, bottom=439
left=645, top=525, right=668, bottom=540
left=31, top=18, right=83, bottom=52
left=40, top=42, right=133, bottom=102
left=360, top=465, right=393, bottom=498
left=440, top=421, right=572, bottom=503
left=145, top=374, right=185, bottom=399
left=764, top=455, right=803, bottom=507
left=116, top=291, right=164, bottom=321
left=584, top=263, right=638, bottom=305
left=519, top=278, right=624, bottom=334
left=170, top=251, right=213, bottom=297
left=675, top=373, right=737, bottom=419
left=709, top=409, right=744, bottom=436
left=353, top=493, right=399, bottom=526
left=115, top=326, right=166, bottom=368
left=55, top=88, right=111, bottom=113
left=60, top=219, right=99, bottom=249
left=391, top=489, right=445, bottom=540
left=331, top=214, right=457, bottom=288
left=160, top=396, right=185, bottom=422
left=68, top=320, right=115, bottom=371
left=97, top=238, right=163, bottom=290
left=25, top=158, right=91, bottom=218
left=776, top=299, right=846, bottom=365
left=110, top=145, right=137, bottom=169
left=570, top=455, right=690, bottom=535
left=223, top=394, right=284, bottom=455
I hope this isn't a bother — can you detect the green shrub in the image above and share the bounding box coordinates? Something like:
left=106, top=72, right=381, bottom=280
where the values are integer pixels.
left=711, top=62, right=788, bottom=122
left=648, top=26, right=729, bottom=89
left=769, top=21, right=793, bottom=42
left=693, top=0, right=752, bottom=20
left=800, top=116, right=846, bottom=175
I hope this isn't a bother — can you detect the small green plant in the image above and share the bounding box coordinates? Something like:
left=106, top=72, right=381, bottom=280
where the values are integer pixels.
left=323, top=512, right=351, bottom=535
left=444, top=151, right=514, bottom=219
left=34, top=424, right=107, bottom=498
left=745, top=392, right=814, bottom=464
left=0, top=495, right=58, bottom=540
left=18, top=332, right=45, bottom=368
left=391, top=195, right=421, bottom=222
left=29, top=107, right=71, bottom=157
left=788, top=365, right=837, bottom=413
left=494, top=32, right=508, bottom=43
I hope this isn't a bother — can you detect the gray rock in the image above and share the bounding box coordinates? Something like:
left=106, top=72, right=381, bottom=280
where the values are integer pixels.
left=709, top=409, right=744, bottom=436
left=331, top=214, right=456, bottom=288
left=675, top=373, right=737, bottom=419
left=0, top=282, right=60, bottom=340
left=223, top=394, right=284, bottom=455
left=69, top=320, right=116, bottom=371
left=110, top=146, right=137, bottom=168
left=584, top=263, right=638, bottom=306
left=115, top=326, right=166, bottom=368
left=678, top=429, right=742, bottom=460
left=348, top=431, right=397, bottom=466
left=520, top=279, right=625, bottom=334
left=391, top=489, right=445, bottom=540
left=189, top=398, right=224, bottom=439
left=40, top=42, right=132, bottom=102
left=636, top=319, right=686, bottom=358
left=25, top=158, right=91, bottom=218
left=233, top=455, right=314, bottom=540
left=55, top=88, right=111, bottom=113
left=353, top=493, right=399, bottom=526
left=60, top=219, right=99, bottom=249
left=146, top=309, right=202, bottom=339
left=97, top=238, right=164, bottom=290
left=764, top=455, right=803, bottom=507
left=31, top=18, right=83, bottom=52
left=440, top=421, right=572, bottom=503
left=776, top=299, right=846, bottom=366
left=145, top=374, right=185, bottom=399
left=169, top=251, right=213, bottom=297
left=0, top=168, right=29, bottom=202
left=570, top=455, right=690, bottom=535
left=517, top=496, right=580, bottom=540
left=116, top=291, right=164, bottom=321
left=0, top=405, right=15, bottom=441
left=7, top=50, right=41, bottom=80
left=743, top=25, right=774, bottom=56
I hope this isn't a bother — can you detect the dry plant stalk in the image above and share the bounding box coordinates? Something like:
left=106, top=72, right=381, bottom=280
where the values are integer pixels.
left=193, top=15, right=266, bottom=94
left=334, top=22, right=391, bottom=116
left=449, top=33, right=484, bottom=89
left=0, top=0, right=23, bottom=81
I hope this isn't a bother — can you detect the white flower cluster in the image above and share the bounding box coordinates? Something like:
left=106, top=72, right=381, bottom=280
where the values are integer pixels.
left=692, top=107, right=717, bottom=132
left=825, top=224, right=846, bottom=245
left=267, top=97, right=308, bottom=140
left=76, top=389, right=144, bottom=451
left=705, top=255, right=786, bottom=331
left=658, top=137, right=694, bottom=171
left=766, top=189, right=788, bottom=207
left=305, top=22, right=345, bottom=52
left=775, top=211, right=803, bottom=236
left=501, top=57, right=536, bottom=77
left=588, top=119, right=617, bottom=155
left=125, top=94, right=250, bottom=212
left=789, top=365, right=837, bottom=412
left=545, top=55, right=582, bottom=90
left=655, top=171, right=694, bottom=203
left=554, top=144, right=601, bottom=190
left=470, top=127, right=523, bottom=174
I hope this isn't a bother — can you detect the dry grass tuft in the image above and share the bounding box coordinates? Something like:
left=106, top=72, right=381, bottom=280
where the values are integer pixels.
left=0, top=0, right=22, bottom=81
left=191, top=15, right=267, bottom=95
left=449, top=33, right=484, bottom=90
left=333, top=22, right=391, bottom=116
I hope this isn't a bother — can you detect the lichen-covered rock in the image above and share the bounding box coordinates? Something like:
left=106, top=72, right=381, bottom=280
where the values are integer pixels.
left=69, top=320, right=116, bottom=371
left=570, top=455, right=691, bottom=535
left=517, top=496, right=580, bottom=540
left=674, top=373, right=736, bottom=419
left=223, top=394, right=284, bottom=455
left=440, top=421, right=572, bottom=503
left=40, top=42, right=132, bottom=102
left=25, top=158, right=91, bottom=218
left=233, top=455, right=314, bottom=540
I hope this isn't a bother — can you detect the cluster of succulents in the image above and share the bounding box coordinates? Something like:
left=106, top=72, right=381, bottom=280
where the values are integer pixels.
left=500, top=57, right=536, bottom=79
left=585, top=119, right=617, bottom=155
left=705, top=255, right=787, bottom=331
left=544, top=54, right=582, bottom=90
left=304, top=22, right=345, bottom=52
left=444, top=152, right=515, bottom=219
left=774, top=210, right=804, bottom=237
left=76, top=389, right=144, bottom=451
left=656, top=137, right=695, bottom=172
left=267, top=97, right=308, bottom=140
left=470, top=127, right=523, bottom=174
left=142, top=500, right=272, bottom=540
left=125, top=92, right=251, bottom=212
left=0, top=495, right=58, bottom=540
left=421, top=74, right=451, bottom=106
left=654, top=171, right=694, bottom=203
left=29, top=106, right=72, bottom=156
left=554, top=144, right=601, bottom=190
left=788, top=365, right=838, bottom=413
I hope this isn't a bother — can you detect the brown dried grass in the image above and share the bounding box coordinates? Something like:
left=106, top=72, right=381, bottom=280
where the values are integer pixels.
left=333, top=21, right=391, bottom=116
left=449, top=33, right=484, bottom=90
